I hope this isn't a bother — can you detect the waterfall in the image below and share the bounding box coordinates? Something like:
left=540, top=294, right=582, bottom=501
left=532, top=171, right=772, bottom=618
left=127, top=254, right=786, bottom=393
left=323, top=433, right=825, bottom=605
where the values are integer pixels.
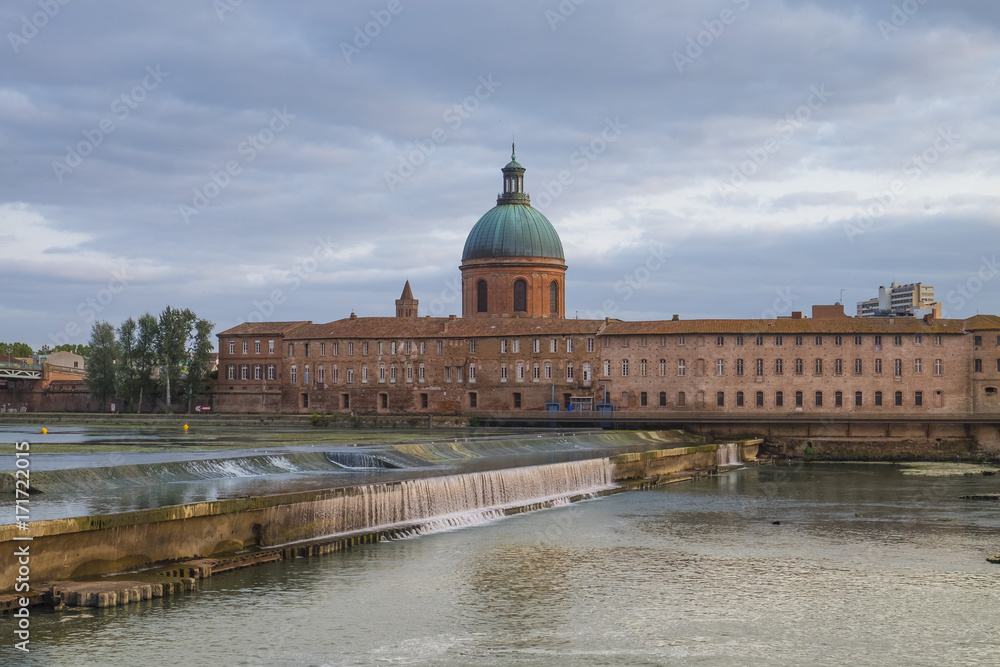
left=716, top=443, right=741, bottom=467
left=325, top=451, right=401, bottom=469
left=272, top=458, right=617, bottom=546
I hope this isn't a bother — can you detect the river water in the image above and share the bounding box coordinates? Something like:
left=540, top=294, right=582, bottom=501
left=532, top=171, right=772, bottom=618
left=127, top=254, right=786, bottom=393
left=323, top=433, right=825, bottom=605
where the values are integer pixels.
left=6, top=463, right=1000, bottom=666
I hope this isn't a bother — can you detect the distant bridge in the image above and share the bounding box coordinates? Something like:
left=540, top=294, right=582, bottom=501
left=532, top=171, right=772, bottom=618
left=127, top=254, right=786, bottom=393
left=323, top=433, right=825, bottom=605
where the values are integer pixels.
left=0, top=361, right=42, bottom=380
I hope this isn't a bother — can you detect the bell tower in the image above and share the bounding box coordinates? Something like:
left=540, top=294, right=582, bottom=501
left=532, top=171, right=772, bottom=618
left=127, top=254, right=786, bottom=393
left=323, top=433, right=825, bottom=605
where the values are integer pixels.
left=395, top=281, right=418, bottom=318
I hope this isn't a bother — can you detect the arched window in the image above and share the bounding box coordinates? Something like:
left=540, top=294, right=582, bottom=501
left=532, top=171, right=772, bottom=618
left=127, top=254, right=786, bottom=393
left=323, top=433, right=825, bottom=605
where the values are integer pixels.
left=549, top=281, right=559, bottom=315
left=477, top=280, right=488, bottom=313
left=513, top=279, right=527, bottom=312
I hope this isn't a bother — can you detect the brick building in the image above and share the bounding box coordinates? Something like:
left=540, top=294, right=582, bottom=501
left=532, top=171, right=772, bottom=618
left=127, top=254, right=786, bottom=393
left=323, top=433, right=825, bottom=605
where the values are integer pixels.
left=215, top=153, right=1000, bottom=418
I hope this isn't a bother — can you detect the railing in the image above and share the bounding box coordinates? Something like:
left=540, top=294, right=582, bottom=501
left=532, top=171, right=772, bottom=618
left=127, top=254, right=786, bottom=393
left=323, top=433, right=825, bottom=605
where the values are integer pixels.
left=0, top=361, right=43, bottom=370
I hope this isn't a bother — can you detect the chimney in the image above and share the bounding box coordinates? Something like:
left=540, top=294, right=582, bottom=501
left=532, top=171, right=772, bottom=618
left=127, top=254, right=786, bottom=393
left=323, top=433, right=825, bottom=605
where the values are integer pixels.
left=349, top=312, right=357, bottom=320
left=923, top=312, right=935, bottom=323
left=672, top=314, right=680, bottom=321
left=791, top=311, right=803, bottom=319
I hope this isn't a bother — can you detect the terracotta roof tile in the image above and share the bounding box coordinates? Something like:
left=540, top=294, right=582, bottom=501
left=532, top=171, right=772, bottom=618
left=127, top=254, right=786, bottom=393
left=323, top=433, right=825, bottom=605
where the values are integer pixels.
left=601, top=318, right=968, bottom=336
left=288, top=317, right=608, bottom=340
left=964, top=314, right=1000, bottom=331
left=217, top=321, right=312, bottom=336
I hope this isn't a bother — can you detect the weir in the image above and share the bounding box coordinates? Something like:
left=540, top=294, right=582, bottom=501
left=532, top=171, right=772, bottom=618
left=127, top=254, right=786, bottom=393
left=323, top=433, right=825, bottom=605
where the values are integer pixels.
left=0, top=432, right=760, bottom=610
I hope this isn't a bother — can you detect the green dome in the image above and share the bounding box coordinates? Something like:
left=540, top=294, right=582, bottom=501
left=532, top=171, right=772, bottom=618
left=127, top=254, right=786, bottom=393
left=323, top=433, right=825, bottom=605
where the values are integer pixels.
left=462, top=203, right=565, bottom=261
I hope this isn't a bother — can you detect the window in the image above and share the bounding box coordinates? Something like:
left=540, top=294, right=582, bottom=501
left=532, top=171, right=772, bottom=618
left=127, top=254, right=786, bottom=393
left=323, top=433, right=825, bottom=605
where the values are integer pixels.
left=874, top=335, right=882, bottom=348
left=419, top=364, right=425, bottom=382
left=603, top=360, right=611, bottom=377
left=318, top=365, right=325, bottom=384
left=513, top=279, right=527, bottom=312
left=379, top=365, right=386, bottom=382
left=894, top=335, right=902, bottom=347
left=518, top=363, right=525, bottom=381
left=390, top=341, right=397, bottom=355
left=500, top=363, right=508, bottom=381
left=640, top=392, right=648, bottom=407
left=875, top=391, right=883, bottom=406
left=875, top=359, right=882, bottom=374
left=268, top=340, right=275, bottom=354
left=227, top=365, right=235, bottom=380
left=621, top=360, right=629, bottom=376
left=795, top=335, right=803, bottom=346
left=420, top=341, right=426, bottom=354
left=550, top=281, right=559, bottom=315
left=854, top=335, right=862, bottom=346
left=935, top=359, right=943, bottom=375
left=640, top=359, right=647, bottom=376
left=660, top=336, right=666, bottom=346
left=477, top=280, right=488, bottom=313
left=348, top=342, right=354, bottom=355
left=332, top=365, right=338, bottom=383
left=834, top=335, right=842, bottom=346
left=533, top=339, right=540, bottom=353
left=678, top=392, right=686, bottom=407
left=532, top=363, right=540, bottom=381
left=390, top=365, right=397, bottom=383
left=587, top=338, right=595, bottom=352
left=620, top=337, right=629, bottom=348
left=775, top=391, right=783, bottom=407
left=501, top=340, right=507, bottom=354
left=583, top=362, right=591, bottom=381
left=342, top=394, right=350, bottom=409
left=242, top=340, right=248, bottom=354
left=735, top=359, right=744, bottom=376
left=513, top=392, right=521, bottom=409
left=914, top=359, right=922, bottom=373
left=303, top=343, right=309, bottom=357
left=835, top=391, right=842, bottom=407
left=470, top=340, right=477, bottom=354
left=815, top=391, right=823, bottom=407
left=736, top=335, right=744, bottom=346
left=717, top=391, right=725, bottom=407
left=566, top=362, right=573, bottom=380
left=974, top=359, right=983, bottom=373
left=240, top=365, right=249, bottom=380
left=755, top=359, right=764, bottom=377
left=855, top=391, right=863, bottom=407
left=267, top=364, right=276, bottom=380
left=566, top=339, right=574, bottom=353
left=288, top=343, right=294, bottom=356
left=914, top=335, right=922, bottom=345
left=815, top=336, right=823, bottom=346
left=513, top=340, right=520, bottom=353
left=775, top=358, right=784, bottom=375
left=934, top=335, right=942, bottom=346
left=678, top=336, right=685, bottom=346
left=305, top=365, right=313, bottom=384
left=974, top=335, right=983, bottom=346
left=775, top=335, right=783, bottom=346
left=915, top=391, right=923, bottom=407
left=437, top=341, right=443, bottom=354
left=254, top=340, right=260, bottom=354
left=795, top=358, right=803, bottom=375
left=333, top=342, right=339, bottom=355
left=659, top=359, right=666, bottom=376
left=421, top=393, right=428, bottom=409
left=456, top=366, right=463, bottom=383
left=362, top=342, right=369, bottom=356
left=795, top=391, right=803, bottom=407
left=470, top=392, right=478, bottom=408
left=678, top=359, right=686, bottom=376
left=894, top=359, right=903, bottom=377
left=253, top=365, right=262, bottom=380
left=550, top=339, right=557, bottom=353
left=756, top=335, right=764, bottom=346
left=894, top=391, right=903, bottom=407
left=855, top=358, right=862, bottom=375
left=736, top=391, right=744, bottom=407
left=815, top=359, right=823, bottom=375
left=718, top=359, right=726, bottom=376
left=716, top=336, right=725, bottom=346
left=290, top=365, right=297, bottom=383
left=755, top=391, right=764, bottom=407
left=468, top=363, right=475, bottom=382
left=835, top=359, right=843, bottom=375
left=359, top=365, right=365, bottom=383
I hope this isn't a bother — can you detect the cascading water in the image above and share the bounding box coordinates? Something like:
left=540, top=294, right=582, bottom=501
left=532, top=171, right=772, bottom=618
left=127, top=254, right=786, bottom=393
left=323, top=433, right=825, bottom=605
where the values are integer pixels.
left=273, top=458, right=617, bottom=545
left=716, top=443, right=741, bottom=467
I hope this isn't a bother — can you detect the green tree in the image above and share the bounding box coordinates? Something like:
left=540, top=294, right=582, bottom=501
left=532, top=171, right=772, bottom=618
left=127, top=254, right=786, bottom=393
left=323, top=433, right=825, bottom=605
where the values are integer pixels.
left=0, top=342, right=34, bottom=358
left=134, top=313, right=159, bottom=413
left=114, top=317, right=139, bottom=412
left=85, top=321, right=118, bottom=410
left=185, top=318, right=215, bottom=412
left=54, top=343, right=91, bottom=356
left=156, top=306, right=195, bottom=413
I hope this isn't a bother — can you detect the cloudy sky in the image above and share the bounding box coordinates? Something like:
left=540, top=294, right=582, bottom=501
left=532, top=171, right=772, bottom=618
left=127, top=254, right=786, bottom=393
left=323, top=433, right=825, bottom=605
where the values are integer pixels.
left=2, top=0, right=998, bottom=349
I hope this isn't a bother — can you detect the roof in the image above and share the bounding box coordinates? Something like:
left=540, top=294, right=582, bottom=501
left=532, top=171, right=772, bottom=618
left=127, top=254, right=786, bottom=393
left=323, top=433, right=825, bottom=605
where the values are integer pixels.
left=601, top=318, right=970, bottom=336
left=288, top=317, right=608, bottom=340
left=964, top=314, right=1000, bottom=331
left=399, top=281, right=414, bottom=300
left=462, top=203, right=564, bottom=261
left=217, top=321, right=312, bottom=336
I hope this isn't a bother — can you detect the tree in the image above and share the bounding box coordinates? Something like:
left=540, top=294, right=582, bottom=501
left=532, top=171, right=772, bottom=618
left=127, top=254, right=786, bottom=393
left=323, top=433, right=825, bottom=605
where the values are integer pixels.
left=185, top=318, right=215, bottom=412
left=114, top=318, right=139, bottom=413
left=54, top=343, right=91, bottom=356
left=134, top=313, right=159, bottom=413
left=85, top=321, right=118, bottom=410
left=156, top=306, right=195, bottom=413
left=0, top=342, right=34, bottom=358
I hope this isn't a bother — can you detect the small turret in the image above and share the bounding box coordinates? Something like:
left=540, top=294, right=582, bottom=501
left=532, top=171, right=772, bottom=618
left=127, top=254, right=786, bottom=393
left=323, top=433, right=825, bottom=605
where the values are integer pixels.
left=395, top=281, right=418, bottom=318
